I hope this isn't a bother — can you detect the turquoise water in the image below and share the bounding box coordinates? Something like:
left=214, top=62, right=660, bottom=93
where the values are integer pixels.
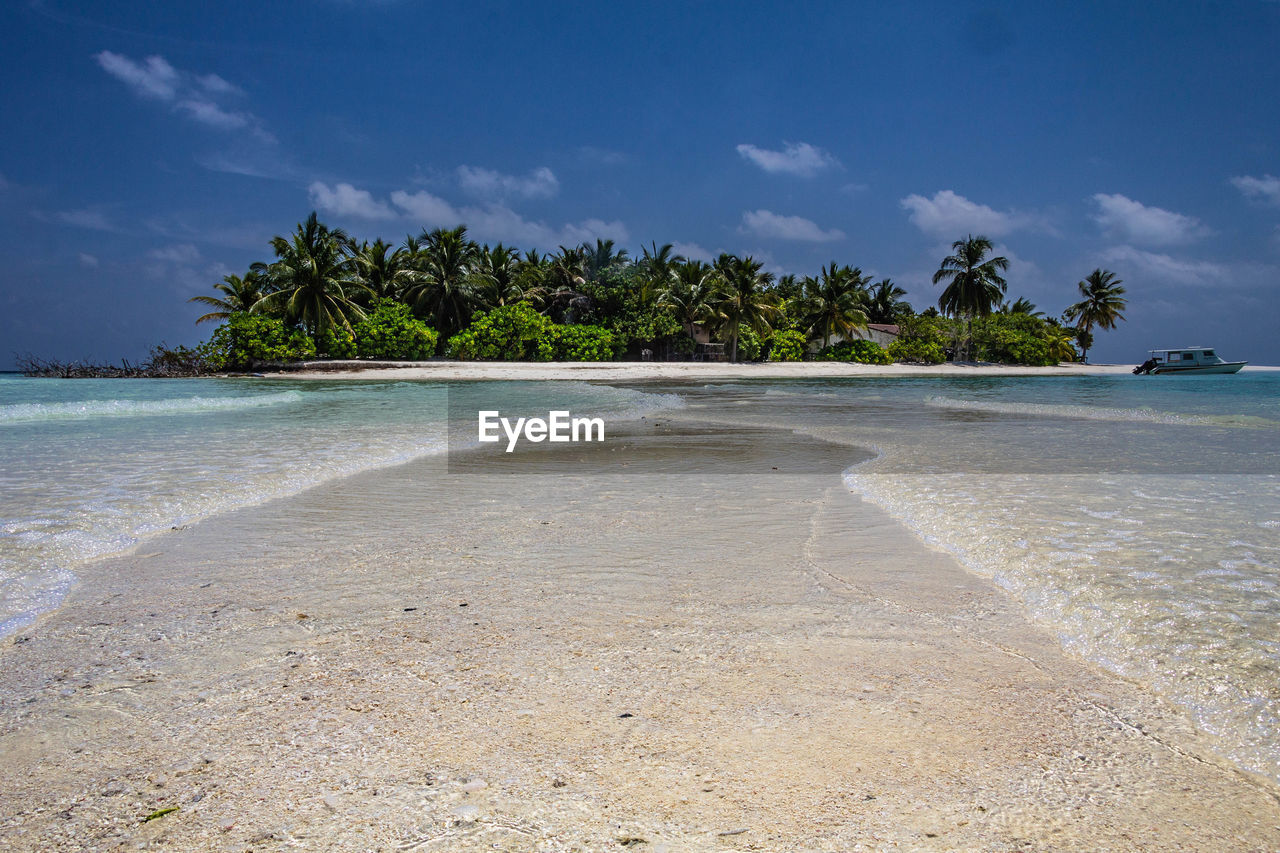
left=1, top=370, right=1278, bottom=782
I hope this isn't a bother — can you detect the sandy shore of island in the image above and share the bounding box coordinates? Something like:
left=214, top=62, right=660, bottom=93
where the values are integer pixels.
left=277, top=360, right=1139, bottom=382
left=2, top=411, right=1278, bottom=851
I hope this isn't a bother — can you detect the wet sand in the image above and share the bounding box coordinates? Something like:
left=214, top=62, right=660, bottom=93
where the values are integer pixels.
left=2, top=415, right=1279, bottom=851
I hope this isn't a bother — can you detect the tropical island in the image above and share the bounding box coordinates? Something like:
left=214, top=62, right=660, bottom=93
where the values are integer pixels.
left=20, top=214, right=1128, bottom=377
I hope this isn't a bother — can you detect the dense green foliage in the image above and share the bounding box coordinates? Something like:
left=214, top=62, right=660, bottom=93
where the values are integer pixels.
left=767, top=329, right=807, bottom=362
left=816, top=339, right=893, bottom=364
left=353, top=299, right=439, bottom=360
left=203, top=313, right=316, bottom=369
left=446, top=302, right=615, bottom=361
left=182, top=213, right=1119, bottom=368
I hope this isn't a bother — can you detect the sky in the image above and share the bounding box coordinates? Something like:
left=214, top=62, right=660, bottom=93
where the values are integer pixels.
left=1, top=0, right=1278, bottom=367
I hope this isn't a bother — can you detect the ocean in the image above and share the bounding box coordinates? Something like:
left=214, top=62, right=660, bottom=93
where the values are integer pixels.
left=1, top=370, right=1277, bottom=784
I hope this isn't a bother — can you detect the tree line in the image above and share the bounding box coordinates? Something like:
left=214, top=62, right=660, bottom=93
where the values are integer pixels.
left=182, top=213, right=1127, bottom=367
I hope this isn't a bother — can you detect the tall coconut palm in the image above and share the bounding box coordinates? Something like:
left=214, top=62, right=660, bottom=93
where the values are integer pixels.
left=932, top=235, right=1009, bottom=360
left=470, top=243, right=523, bottom=307
left=189, top=271, right=267, bottom=324
left=254, top=212, right=367, bottom=336
left=403, top=226, right=481, bottom=336
left=637, top=241, right=681, bottom=307
left=352, top=238, right=421, bottom=304
left=800, top=262, right=871, bottom=349
left=659, top=260, right=717, bottom=335
left=866, top=278, right=909, bottom=324
left=1064, top=269, right=1127, bottom=363
left=710, top=254, right=779, bottom=362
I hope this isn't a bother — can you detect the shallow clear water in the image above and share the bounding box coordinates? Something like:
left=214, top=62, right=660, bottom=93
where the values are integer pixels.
left=692, top=372, right=1280, bottom=783
left=2, top=370, right=1278, bottom=784
left=0, top=375, right=677, bottom=636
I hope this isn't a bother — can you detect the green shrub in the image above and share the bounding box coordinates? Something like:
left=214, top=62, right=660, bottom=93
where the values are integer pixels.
left=447, top=303, right=552, bottom=361
left=816, top=338, right=892, bottom=364
left=202, top=313, right=315, bottom=370
left=768, top=329, right=807, bottom=362
left=353, top=299, right=438, bottom=360
left=971, top=314, right=1057, bottom=366
left=735, top=326, right=763, bottom=361
left=446, top=302, right=616, bottom=362
left=314, top=325, right=357, bottom=359
left=549, top=323, right=617, bottom=361
left=887, top=337, right=945, bottom=364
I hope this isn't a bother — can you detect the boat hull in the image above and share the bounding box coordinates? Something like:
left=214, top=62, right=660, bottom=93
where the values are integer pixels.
left=1149, top=361, right=1246, bottom=375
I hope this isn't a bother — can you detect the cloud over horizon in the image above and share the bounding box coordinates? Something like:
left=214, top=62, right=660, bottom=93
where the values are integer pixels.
left=900, top=190, right=1024, bottom=238
left=308, top=180, right=627, bottom=248
left=736, top=142, right=840, bottom=177
left=457, top=166, right=559, bottom=200
left=1091, top=193, right=1209, bottom=246
left=740, top=209, right=844, bottom=242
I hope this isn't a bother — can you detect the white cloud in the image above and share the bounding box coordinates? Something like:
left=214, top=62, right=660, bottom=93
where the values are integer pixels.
left=741, top=209, right=844, bottom=242
left=148, top=243, right=202, bottom=264
left=94, top=51, right=270, bottom=140
left=310, top=181, right=397, bottom=220
left=672, top=241, right=713, bottom=262
left=197, top=73, right=240, bottom=96
left=78, top=252, right=99, bottom=268
left=900, top=190, right=1020, bottom=238
left=176, top=99, right=249, bottom=130
left=1231, top=174, right=1280, bottom=206
left=389, top=188, right=628, bottom=248
left=56, top=209, right=114, bottom=231
left=736, top=142, right=840, bottom=177
left=94, top=52, right=179, bottom=100
left=1091, top=193, right=1208, bottom=246
left=1099, top=245, right=1227, bottom=286
left=457, top=165, right=559, bottom=200
left=145, top=243, right=231, bottom=295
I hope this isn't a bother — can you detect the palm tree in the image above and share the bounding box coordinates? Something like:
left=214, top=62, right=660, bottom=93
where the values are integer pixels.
left=932, top=234, right=1009, bottom=360
left=403, top=226, right=481, bottom=336
left=470, top=243, right=522, bottom=307
left=998, top=296, right=1043, bottom=317
left=541, top=245, right=591, bottom=323
left=800, top=262, right=871, bottom=348
left=583, top=239, right=629, bottom=282
left=254, top=212, right=367, bottom=336
left=710, top=254, right=779, bottom=362
left=637, top=241, right=681, bottom=307
left=1064, top=269, right=1127, bottom=363
left=659, top=260, right=717, bottom=335
left=352, top=238, right=421, bottom=304
left=189, top=271, right=267, bottom=324
left=1043, top=324, right=1080, bottom=363
left=866, top=278, right=909, bottom=324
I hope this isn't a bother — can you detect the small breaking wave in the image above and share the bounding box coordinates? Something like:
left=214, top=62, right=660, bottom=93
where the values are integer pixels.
left=923, top=395, right=1276, bottom=428
left=0, top=391, right=305, bottom=425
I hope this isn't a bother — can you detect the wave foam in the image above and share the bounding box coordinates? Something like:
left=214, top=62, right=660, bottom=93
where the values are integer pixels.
left=0, top=391, right=305, bottom=424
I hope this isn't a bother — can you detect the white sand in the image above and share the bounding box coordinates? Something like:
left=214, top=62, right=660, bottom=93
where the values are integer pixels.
left=279, top=360, right=1139, bottom=382
left=2, top=417, right=1278, bottom=850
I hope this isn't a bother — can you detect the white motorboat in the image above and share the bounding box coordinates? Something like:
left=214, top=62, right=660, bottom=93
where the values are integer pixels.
left=1133, top=347, right=1246, bottom=375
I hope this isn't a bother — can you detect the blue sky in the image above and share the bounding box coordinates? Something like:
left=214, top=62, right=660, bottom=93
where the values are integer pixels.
left=2, top=0, right=1278, bottom=366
